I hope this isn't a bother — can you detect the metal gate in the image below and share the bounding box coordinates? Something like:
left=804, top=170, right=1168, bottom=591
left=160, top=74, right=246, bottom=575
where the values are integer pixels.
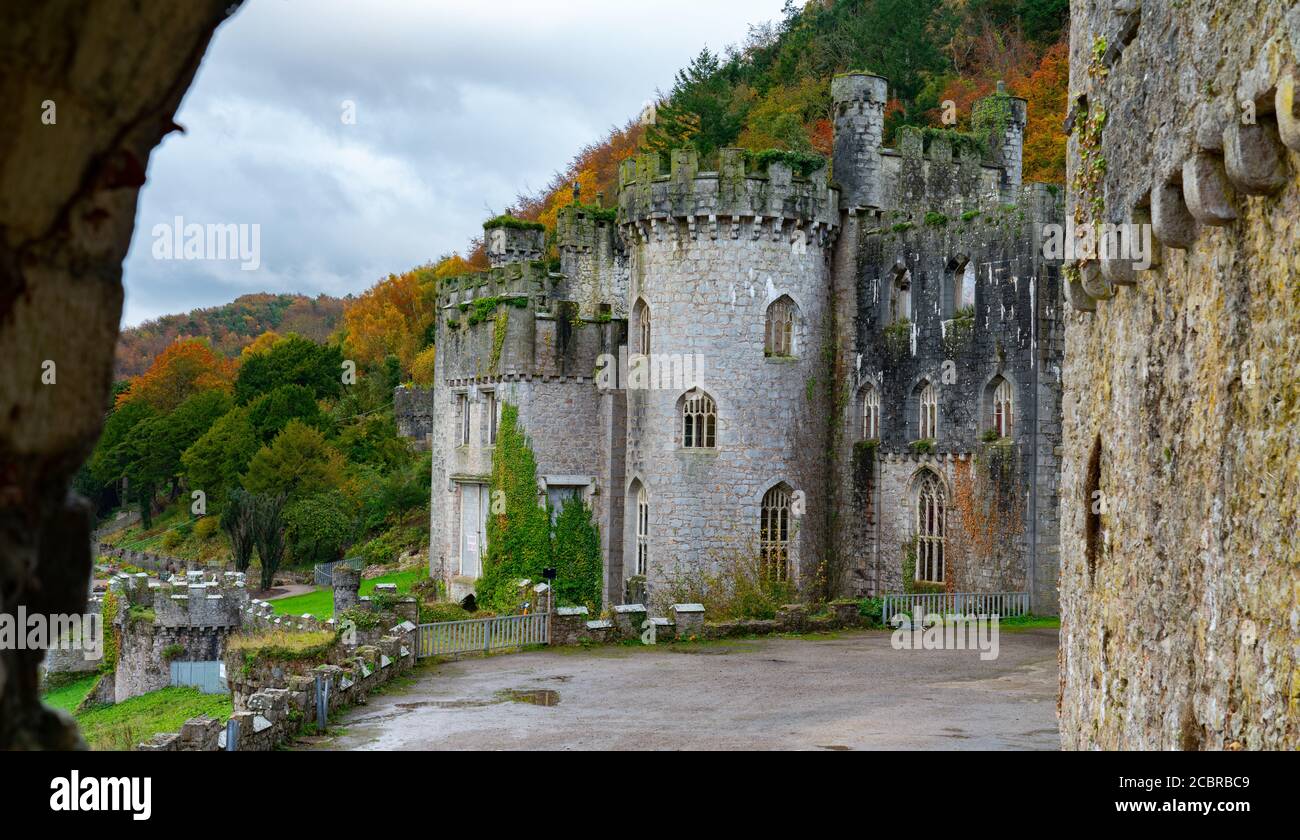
left=880, top=591, right=1030, bottom=623
left=169, top=660, right=227, bottom=694
left=416, top=612, right=549, bottom=657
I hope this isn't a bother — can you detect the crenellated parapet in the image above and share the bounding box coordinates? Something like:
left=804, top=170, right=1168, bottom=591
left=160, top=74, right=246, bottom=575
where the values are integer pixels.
left=439, top=260, right=557, bottom=324
left=557, top=203, right=628, bottom=318
left=110, top=569, right=249, bottom=630
left=617, top=148, right=840, bottom=246
left=483, top=216, right=545, bottom=267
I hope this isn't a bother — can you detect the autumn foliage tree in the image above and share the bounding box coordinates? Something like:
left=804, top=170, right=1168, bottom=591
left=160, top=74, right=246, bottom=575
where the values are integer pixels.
left=115, top=338, right=234, bottom=413
left=340, top=264, right=440, bottom=377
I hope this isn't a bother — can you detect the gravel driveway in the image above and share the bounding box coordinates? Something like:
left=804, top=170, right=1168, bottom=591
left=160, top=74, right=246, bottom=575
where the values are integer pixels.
left=304, top=627, right=1061, bottom=750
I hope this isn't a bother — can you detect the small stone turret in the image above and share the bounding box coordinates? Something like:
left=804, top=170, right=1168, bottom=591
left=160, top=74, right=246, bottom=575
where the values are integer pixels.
left=974, top=82, right=1027, bottom=203
left=831, top=72, right=889, bottom=209
left=484, top=217, right=545, bottom=267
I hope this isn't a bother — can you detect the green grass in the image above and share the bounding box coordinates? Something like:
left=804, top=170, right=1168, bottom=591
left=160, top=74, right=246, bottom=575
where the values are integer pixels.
left=76, top=687, right=232, bottom=751
left=269, top=567, right=428, bottom=619
left=997, top=614, right=1061, bottom=631
left=42, top=673, right=100, bottom=713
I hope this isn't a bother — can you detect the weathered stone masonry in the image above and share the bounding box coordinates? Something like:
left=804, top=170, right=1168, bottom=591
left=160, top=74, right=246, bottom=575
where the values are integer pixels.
left=1058, top=0, right=1299, bottom=749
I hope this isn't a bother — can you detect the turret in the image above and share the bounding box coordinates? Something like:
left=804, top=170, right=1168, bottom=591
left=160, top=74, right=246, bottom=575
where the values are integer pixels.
left=831, top=72, right=889, bottom=209
left=483, top=216, right=545, bottom=267
left=974, top=81, right=1028, bottom=203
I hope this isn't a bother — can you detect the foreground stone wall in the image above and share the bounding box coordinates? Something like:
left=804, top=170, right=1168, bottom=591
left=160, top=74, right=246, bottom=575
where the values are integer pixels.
left=0, top=0, right=234, bottom=750
left=1058, top=0, right=1299, bottom=749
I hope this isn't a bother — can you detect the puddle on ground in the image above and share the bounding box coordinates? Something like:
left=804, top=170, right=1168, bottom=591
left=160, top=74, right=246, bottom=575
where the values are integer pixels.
left=818, top=744, right=852, bottom=751
left=497, top=688, right=561, bottom=706
left=396, top=699, right=500, bottom=710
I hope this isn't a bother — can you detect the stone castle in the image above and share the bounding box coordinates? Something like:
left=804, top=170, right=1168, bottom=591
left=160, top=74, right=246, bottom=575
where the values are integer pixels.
left=427, top=72, right=1065, bottom=615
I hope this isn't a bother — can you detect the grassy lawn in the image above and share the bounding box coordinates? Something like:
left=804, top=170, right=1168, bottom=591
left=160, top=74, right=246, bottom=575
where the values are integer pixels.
left=76, top=687, right=232, bottom=751
left=269, top=567, right=427, bottom=619
left=42, top=673, right=100, bottom=713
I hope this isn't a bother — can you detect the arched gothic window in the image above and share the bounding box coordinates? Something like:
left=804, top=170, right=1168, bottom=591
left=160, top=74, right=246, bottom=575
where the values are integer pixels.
left=765, top=296, right=796, bottom=356
left=862, top=386, right=880, bottom=440
left=915, top=472, right=946, bottom=583
left=635, top=485, right=649, bottom=577
left=760, top=485, right=791, bottom=581
left=993, top=378, right=1014, bottom=438
left=919, top=382, right=938, bottom=440
left=681, top=390, right=716, bottom=449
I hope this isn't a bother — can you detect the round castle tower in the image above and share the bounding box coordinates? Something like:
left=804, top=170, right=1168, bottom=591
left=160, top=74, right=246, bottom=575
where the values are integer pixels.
left=616, top=148, right=839, bottom=601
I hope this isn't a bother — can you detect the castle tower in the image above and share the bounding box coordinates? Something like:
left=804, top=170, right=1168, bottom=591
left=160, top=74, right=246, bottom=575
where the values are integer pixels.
left=556, top=204, right=628, bottom=318
left=484, top=217, right=545, bottom=267
left=974, top=82, right=1028, bottom=204
left=616, top=148, right=839, bottom=603
left=831, top=72, right=889, bottom=209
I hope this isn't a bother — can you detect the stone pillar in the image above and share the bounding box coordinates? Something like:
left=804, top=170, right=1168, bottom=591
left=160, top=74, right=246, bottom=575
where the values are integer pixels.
left=332, top=565, right=360, bottom=616
left=831, top=72, right=889, bottom=209
left=671, top=603, right=704, bottom=639
left=613, top=603, right=646, bottom=640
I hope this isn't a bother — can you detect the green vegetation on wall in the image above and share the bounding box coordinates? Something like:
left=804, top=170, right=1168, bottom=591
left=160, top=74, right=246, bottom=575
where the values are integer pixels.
left=478, top=403, right=554, bottom=612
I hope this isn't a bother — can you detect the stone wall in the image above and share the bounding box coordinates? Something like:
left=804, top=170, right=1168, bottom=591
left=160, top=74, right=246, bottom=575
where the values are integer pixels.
left=1058, top=0, right=1300, bottom=749
left=847, top=186, right=1064, bottom=612
left=429, top=255, right=628, bottom=603
left=393, top=385, right=433, bottom=449
left=1, top=0, right=234, bottom=750
left=138, top=626, right=416, bottom=751
left=107, top=570, right=248, bottom=702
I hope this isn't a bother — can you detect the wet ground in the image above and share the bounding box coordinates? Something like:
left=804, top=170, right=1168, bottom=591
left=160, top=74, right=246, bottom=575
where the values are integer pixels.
left=302, top=628, right=1061, bottom=750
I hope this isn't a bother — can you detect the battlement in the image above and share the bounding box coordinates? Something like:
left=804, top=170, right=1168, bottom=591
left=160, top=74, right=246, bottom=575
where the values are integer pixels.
left=440, top=260, right=557, bottom=322
left=858, top=182, right=1061, bottom=242
left=617, top=148, right=840, bottom=233
left=556, top=203, right=628, bottom=318
left=833, top=71, right=1028, bottom=212
left=109, top=570, right=249, bottom=629
left=483, top=216, right=546, bottom=267
left=556, top=203, right=618, bottom=252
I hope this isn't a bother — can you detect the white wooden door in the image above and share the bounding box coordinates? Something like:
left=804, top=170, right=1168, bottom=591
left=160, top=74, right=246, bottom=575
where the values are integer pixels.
left=458, top=483, right=489, bottom=578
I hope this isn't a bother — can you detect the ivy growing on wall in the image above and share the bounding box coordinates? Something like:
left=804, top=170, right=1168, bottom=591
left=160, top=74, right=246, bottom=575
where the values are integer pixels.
left=947, top=440, right=1024, bottom=592
left=479, top=402, right=553, bottom=613
left=551, top=496, right=603, bottom=613
left=478, top=402, right=603, bottom=614
left=99, top=590, right=120, bottom=674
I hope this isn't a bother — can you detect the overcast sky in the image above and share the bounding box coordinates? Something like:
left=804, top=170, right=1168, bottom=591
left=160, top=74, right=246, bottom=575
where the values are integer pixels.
left=121, top=0, right=789, bottom=327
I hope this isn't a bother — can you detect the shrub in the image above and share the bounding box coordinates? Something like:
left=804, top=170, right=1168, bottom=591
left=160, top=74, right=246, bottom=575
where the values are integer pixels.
left=194, top=516, right=219, bottom=540
left=655, top=544, right=798, bottom=620
left=161, top=530, right=183, bottom=550
left=284, top=492, right=355, bottom=566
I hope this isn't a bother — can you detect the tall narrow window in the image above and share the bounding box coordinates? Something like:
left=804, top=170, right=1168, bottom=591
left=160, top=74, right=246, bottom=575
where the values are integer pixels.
left=457, top=393, right=470, bottom=445
left=485, top=391, right=498, bottom=445
left=760, top=485, right=791, bottom=581
left=993, top=379, right=1013, bottom=438
left=960, top=260, right=976, bottom=310
left=636, top=486, right=649, bottom=577
left=862, top=386, right=880, bottom=440
left=919, top=383, right=937, bottom=440
left=635, top=299, right=651, bottom=356
left=681, top=390, right=716, bottom=449
left=890, top=269, right=912, bottom=324
left=915, top=473, right=946, bottom=583
left=765, top=296, right=796, bottom=357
